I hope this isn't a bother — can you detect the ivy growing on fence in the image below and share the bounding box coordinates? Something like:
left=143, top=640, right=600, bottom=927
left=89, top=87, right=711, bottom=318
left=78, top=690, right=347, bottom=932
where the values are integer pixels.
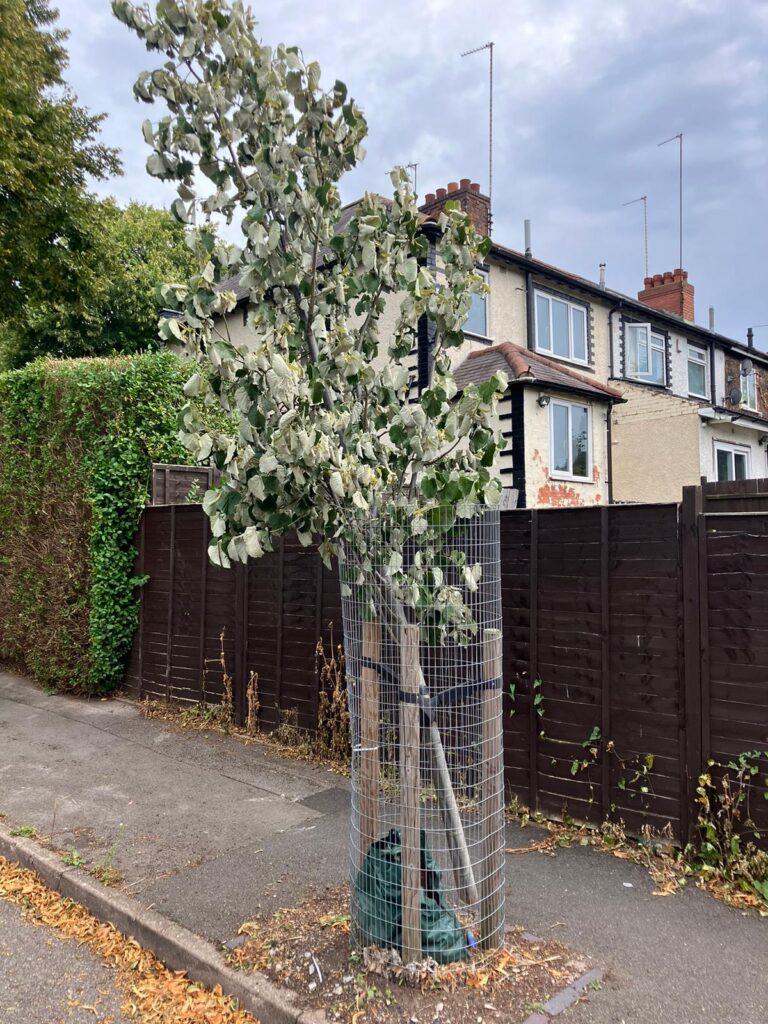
left=0, top=352, right=196, bottom=693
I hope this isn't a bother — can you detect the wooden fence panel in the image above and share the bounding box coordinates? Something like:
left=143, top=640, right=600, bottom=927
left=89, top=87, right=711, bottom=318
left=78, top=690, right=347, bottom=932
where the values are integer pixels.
left=126, top=487, right=768, bottom=845
left=704, top=511, right=768, bottom=838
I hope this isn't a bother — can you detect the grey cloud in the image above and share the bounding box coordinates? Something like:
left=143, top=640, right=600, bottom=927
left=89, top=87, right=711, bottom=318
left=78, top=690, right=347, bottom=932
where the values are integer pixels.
left=54, top=0, right=768, bottom=341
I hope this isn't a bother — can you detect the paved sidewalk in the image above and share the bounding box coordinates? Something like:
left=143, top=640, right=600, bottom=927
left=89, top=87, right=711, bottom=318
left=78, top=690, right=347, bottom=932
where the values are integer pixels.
left=1, top=670, right=766, bottom=1023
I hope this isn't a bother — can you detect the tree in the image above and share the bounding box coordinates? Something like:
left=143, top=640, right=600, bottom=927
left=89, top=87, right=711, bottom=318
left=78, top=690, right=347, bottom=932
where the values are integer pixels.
left=1, top=200, right=196, bottom=367
left=114, top=0, right=506, bottom=573
left=0, top=1, right=122, bottom=332
left=115, top=0, right=509, bottom=952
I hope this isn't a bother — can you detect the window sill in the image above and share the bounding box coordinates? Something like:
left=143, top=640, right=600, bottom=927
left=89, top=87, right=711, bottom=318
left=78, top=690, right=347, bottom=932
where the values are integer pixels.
left=463, top=331, right=494, bottom=344
left=623, top=376, right=669, bottom=391
left=688, top=391, right=709, bottom=401
left=534, top=348, right=592, bottom=372
left=549, top=472, right=593, bottom=484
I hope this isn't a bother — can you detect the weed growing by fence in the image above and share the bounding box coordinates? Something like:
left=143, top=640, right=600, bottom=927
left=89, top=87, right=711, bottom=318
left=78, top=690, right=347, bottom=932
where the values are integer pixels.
left=691, top=751, right=768, bottom=906
left=315, top=629, right=350, bottom=763
left=0, top=353, right=201, bottom=692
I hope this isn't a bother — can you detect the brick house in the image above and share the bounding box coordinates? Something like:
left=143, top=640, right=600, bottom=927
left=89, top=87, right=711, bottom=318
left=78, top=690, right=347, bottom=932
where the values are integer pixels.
left=215, top=178, right=768, bottom=507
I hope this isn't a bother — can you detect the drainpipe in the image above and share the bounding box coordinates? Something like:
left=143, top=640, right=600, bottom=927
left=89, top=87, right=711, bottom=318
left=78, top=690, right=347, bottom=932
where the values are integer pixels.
left=606, top=406, right=614, bottom=505
left=709, top=343, right=717, bottom=406
left=525, top=271, right=535, bottom=352
left=606, top=302, right=623, bottom=505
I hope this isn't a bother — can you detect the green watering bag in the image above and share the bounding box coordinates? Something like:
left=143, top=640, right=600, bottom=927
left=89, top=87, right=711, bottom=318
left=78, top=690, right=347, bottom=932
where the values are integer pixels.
left=353, top=828, right=471, bottom=964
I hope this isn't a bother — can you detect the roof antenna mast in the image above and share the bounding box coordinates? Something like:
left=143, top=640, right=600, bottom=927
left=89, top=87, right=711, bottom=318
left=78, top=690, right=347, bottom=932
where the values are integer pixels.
left=460, top=41, right=494, bottom=223
left=622, top=195, right=649, bottom=278
left=658, top=132, right=683, bottom=269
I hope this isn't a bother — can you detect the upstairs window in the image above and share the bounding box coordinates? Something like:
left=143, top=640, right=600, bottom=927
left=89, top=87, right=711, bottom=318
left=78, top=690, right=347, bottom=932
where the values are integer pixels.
left=742, top=369, right=758, bottom=411
left=534, top=290, right=588, bottom=364
left=625, top=323, right=666, bottom=385
left=715, top=441, right=750, bottom=482
left=687, top=345, right=708, bottom=398
left=550, top=399, right=590, bottom=480
left=464, top=270, right=489, bottom=337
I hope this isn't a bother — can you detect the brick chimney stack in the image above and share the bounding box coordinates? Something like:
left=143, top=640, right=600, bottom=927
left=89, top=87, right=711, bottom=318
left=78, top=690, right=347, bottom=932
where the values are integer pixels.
left=419, top=178, right=490, bottom=236
left=637, top=269, right=695, bottom=323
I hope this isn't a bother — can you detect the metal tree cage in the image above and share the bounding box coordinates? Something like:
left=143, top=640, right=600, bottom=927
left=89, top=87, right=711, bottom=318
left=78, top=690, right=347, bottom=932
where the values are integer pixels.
left=340, top=506, right=505, bottom=964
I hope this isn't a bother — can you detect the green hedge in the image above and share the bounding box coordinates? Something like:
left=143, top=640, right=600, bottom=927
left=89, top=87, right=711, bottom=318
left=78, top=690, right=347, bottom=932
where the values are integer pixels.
left=0, top=352, right=194, bottom=693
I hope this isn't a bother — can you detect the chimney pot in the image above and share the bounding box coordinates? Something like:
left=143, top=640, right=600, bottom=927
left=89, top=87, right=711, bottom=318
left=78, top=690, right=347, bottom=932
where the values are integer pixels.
left=419, top=178, right=490, bottom=236
left=639, top=267, right=695, bottom=322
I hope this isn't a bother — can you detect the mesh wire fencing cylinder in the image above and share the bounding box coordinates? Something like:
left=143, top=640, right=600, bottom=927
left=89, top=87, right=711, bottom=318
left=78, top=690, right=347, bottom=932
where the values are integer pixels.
left=340, top=506, right=505, bottom=964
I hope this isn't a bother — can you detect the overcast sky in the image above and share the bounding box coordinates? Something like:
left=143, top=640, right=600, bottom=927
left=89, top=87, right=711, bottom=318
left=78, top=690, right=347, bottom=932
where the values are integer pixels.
left=56, top=0, right=768, bottom=343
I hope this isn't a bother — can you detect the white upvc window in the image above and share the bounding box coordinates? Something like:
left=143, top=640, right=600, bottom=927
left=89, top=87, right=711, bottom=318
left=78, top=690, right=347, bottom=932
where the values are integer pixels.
left=534, top=290, right=588, bottom=364
left=550, top=399, right=591, bottom=481
left=742, top=370, right=758, bottom=411
left=714, top=441, right=751, bottom=482
left=687, top=344, right=708, bottom=398
left=625, top=322, right=666, bottom=385
left=464, top=269, right=489, bottom=338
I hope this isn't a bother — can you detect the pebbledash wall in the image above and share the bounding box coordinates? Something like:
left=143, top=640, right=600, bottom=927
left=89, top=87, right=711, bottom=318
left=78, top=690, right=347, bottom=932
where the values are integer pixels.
left=126, top=475, right=768, bottom=846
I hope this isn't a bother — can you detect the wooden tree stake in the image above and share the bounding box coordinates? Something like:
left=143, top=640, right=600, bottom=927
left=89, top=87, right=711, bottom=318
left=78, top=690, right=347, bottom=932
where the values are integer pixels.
left=479, top=627, right=505, bottom=949
left=359, top=619, right=380, bottom=865
left=400, top=623, right=422, bottom=964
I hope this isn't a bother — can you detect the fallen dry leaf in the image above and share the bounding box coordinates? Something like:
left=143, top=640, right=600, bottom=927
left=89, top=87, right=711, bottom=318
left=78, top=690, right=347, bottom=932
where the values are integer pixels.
left=0, top=856, right=260, bottom=1024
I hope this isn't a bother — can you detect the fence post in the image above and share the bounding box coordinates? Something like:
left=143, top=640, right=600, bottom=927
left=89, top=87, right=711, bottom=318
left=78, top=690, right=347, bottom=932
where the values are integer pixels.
left=680, top=485, right=703, bottom=843
left=600, top=506, right=611, bottom=821
left=528, top=510, right=539, bottom=814
left=165, top=505, right=176, bottom=702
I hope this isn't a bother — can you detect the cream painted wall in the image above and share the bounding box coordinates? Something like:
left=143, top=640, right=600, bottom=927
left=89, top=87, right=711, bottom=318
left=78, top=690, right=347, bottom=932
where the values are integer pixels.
left=524, top=388, right=609, bottom=507
left=699, top=419, right=768, bottom=481
left=610, top=383, right=701, bottom=502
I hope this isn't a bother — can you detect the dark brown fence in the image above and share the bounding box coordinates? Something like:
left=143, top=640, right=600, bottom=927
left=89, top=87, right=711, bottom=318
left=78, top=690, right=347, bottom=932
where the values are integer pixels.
left=125, top=480, right=768, bottom=842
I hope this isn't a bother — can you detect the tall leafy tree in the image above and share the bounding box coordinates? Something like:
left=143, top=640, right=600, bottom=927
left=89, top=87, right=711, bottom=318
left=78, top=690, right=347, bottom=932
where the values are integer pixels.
left=2, top=200, right=196, bottom=366
left=0, top=1, right=120, bottom=343
left=114, top=0, right=507, bottom=604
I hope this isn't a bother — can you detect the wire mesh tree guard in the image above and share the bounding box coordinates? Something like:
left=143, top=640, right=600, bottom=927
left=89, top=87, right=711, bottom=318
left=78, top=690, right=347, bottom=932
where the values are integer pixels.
left=340, top=505, right=505, bottom=965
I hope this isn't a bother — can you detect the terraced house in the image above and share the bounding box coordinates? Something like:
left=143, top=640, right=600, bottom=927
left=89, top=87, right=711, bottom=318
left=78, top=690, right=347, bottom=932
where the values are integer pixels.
left=216, top=178, right=768, bottom=507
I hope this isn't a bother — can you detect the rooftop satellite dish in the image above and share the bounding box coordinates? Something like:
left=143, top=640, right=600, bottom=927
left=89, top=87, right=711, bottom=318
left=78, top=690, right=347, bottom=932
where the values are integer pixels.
left=741, top=358, right=754, bottom=375
left=729, top=385, right=743, bottom=405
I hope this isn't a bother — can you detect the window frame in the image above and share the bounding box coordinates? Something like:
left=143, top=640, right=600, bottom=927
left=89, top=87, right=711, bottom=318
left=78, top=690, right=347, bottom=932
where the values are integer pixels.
left=533, top=288, right=590, bottom=366
left=742, top=369, right=758, bottom=412
left=549, top=398, right=592, bottom=482
left=687, top=343, right=709, bottom=399
left=713, top=440, right=751, bottom=482
left=624, top=321, right=667, bottom=386
left=463, top=268, right=491, bottom=340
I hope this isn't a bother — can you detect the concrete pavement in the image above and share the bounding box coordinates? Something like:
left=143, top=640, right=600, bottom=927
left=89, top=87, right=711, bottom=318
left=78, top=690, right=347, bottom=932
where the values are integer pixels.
left=1, top=669, right=766, bottom=1023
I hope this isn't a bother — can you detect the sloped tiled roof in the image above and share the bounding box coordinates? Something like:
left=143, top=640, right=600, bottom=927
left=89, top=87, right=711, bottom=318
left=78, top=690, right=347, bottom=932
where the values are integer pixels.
left=453, top=341, right=625, bottom=403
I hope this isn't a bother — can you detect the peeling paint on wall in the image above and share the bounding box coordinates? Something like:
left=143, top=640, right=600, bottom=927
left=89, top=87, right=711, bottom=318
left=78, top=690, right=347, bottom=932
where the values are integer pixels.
left=537, top=479, right=584, bottom=507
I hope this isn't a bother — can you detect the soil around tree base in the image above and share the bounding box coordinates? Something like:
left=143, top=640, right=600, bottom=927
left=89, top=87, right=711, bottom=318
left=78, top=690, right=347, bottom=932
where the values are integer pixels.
left=229, top=884, right=598, bottom=1024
